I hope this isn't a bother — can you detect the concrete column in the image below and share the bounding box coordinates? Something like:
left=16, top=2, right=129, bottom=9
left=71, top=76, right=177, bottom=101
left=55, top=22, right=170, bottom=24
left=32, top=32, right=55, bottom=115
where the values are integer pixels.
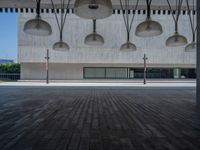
left=197, top=0, right=200, bottom=108
left=173, top=68, right=181, bottom=79
left=129, top=69, right=135, bottom=79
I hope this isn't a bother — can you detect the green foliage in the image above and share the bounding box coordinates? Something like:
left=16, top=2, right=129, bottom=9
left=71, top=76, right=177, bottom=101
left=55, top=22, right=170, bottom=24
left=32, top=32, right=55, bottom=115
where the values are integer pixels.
left=0, top=78, right=15, bottom=82
left=0, top=63, right=20, bottom=73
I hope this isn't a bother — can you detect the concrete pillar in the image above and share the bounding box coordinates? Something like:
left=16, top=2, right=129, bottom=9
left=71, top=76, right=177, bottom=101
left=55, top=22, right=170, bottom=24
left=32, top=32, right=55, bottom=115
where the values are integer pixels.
left=197, top=0, right=200, bottom=108
left=173, top=68, right=181, bottom=79
left=129, top=69, right=135, bottom=79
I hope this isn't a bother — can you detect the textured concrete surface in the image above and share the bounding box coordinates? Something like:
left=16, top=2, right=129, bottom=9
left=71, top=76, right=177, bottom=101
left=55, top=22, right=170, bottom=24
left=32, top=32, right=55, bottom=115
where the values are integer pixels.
left=18, top=12, right=196, bottom=65
left=18, top=11, right=196, bottom=80
left=0, top=0, right=195, bottom=10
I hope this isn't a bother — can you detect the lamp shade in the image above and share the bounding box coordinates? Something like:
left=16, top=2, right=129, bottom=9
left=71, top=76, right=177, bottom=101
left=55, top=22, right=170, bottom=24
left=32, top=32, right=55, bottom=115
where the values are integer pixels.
left=135, top=18, right=163, bottom=37
left=74, top=0, right=112, bottom=19
left=24, top=16, right=52, bottom=36
left=84, top=32, right=104, bottom=45
left=120, top=42, right=136, bottom=52
left=185, top=42, right=196, bottom=52
left=166, top=32, right=188, bottom=47
left=53, top=40, right=70, bottom=51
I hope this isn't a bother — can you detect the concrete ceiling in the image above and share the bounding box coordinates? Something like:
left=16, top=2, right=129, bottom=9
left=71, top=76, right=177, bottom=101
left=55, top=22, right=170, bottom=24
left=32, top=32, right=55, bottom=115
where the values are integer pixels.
left=0, top=0, right=196, bottom=10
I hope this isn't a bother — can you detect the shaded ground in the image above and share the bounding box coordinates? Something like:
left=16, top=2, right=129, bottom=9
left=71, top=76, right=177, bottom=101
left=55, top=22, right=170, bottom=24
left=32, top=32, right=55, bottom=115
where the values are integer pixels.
left=0, top=86, right=199, bottom=150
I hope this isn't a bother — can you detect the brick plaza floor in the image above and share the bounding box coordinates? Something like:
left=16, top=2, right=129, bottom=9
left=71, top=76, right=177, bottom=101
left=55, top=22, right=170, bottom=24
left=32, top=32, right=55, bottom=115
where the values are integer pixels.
left=0, top=86, right=199, bottom=150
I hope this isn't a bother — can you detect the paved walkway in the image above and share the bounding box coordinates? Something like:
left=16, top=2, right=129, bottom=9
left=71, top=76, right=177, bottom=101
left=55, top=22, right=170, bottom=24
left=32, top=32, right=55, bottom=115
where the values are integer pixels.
left=0, top=86, right=199, bottom=150
left=18, top=79, right=196, bottom=83
left=0, top=80, right=196, bottom=87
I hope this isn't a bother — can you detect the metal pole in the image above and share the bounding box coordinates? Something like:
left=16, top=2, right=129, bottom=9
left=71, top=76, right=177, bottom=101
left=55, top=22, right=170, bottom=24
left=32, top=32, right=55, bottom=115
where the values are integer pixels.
left=45, top=49, right=50, bottom=84
left=143, top=54, right=148, bottom=85
left=197, top=0, right=200, bottom=108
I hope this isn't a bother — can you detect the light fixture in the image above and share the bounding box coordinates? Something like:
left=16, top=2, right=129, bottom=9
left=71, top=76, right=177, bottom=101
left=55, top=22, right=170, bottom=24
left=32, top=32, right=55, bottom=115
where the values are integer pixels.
left=84, top=20, right=104, bottom=46
left=185, top=0, right=196, bottom=52
left=166, top=32, right=188, bottom=47
left=74, top=0, right=113, bottom=19
left=53, top=41, right=70, bottom=51
left=120, top=42, right=136, bottom=52
left=185, top=42, right=196, bottom=52
left=51, top=0, right=70, bottom=51
left=119, top=0, right=139, bottom=51
left=135, top=0, right=163, bottom=37
left=166, top=0, right=187, bottom=47
left=24, top=0, right=52, bottom=36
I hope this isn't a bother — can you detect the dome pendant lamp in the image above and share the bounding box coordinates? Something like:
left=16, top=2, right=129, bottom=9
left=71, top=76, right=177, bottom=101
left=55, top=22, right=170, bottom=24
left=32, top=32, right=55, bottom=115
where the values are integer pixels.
left=120, top=0, right=139, bottom=51
left=135, top=0, right=163, bottom=37
left=51, top=0, right=71, bottom=51
left=185, top=0, right=196, bottom=52
left=74, top=0, right=113, bottom=19
left=24, top=0, right=52, bottom=36
left=166, top=0, right=187, bottom=47
left=84, top=19, right=104, bottom=46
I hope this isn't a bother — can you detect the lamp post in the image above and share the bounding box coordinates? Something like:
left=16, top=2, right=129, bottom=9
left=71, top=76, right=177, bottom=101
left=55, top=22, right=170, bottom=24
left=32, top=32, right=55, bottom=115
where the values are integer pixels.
left=45, top=49, right=50, bottom=84
left=143, top=54, right=148, bottom=85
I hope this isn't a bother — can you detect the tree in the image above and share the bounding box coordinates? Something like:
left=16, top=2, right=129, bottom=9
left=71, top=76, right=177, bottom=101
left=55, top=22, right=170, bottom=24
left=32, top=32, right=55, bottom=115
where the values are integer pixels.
left=0, top=63, right=20, bottom=73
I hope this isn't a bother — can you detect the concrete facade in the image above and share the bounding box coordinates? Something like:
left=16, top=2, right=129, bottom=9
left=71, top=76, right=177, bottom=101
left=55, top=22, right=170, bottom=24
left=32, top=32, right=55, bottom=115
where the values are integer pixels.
left=18, top=10, right=196, bottom=80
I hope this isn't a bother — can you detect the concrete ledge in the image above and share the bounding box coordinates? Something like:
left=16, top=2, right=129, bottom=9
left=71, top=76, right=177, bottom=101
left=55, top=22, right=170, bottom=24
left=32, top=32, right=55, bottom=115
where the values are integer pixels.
left=18, top=79, right=196, bottom=83
left=0, top=79, right=196, bottom=88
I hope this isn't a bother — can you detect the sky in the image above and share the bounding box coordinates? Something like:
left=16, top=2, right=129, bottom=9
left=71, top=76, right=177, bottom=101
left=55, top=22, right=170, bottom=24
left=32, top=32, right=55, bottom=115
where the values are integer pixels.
left=0, top=13, right=17, bottom=61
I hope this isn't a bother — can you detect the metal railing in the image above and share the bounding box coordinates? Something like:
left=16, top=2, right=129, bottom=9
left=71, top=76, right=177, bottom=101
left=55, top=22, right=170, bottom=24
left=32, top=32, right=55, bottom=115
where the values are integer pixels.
left=0, top=73, right=20, bottom=80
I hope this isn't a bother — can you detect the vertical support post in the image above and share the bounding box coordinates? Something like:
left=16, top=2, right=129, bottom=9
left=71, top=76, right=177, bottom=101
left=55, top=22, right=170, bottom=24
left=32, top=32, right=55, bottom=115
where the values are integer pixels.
left=173, top=68, right=181, bottom=79
left=197, top=0, right=200, bottom=108
left=45, top=49, right=50, bottom=84
left=143, top=54, right=148, bottom=85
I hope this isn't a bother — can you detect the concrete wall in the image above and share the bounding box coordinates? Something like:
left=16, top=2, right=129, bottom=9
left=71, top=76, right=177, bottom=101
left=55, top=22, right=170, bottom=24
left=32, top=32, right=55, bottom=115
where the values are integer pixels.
left=21, top=63, right=83, bottom=80
left=21, top=63, right=195, bottom=80
left=18, top=11, right=196, bottom=80
left=18, top=11, right=196, bottom=65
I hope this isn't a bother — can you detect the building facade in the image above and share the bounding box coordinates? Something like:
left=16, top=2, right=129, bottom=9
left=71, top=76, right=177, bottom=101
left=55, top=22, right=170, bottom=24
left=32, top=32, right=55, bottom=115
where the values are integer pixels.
left=18, top=9, right=196, bottom=80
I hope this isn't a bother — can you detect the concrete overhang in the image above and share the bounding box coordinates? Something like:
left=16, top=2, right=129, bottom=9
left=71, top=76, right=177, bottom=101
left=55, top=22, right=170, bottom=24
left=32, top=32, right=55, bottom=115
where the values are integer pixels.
left=0, top=0, right=196, bottom=10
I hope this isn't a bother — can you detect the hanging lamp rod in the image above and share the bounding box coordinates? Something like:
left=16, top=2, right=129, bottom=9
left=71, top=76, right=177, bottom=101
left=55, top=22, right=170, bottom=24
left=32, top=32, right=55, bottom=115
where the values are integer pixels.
left=166, top=0, right=183, bottom=32
left=146, top=0, right=152, bottom=19
left=50, top=0, right=71, bottom=40
left=93, top=19, right=96, bottom=33
left=36, top=0, right=41, bottom=17
left=186, top=0, right=196, bottom=41
left=120, top=0, right=139, bottom=42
